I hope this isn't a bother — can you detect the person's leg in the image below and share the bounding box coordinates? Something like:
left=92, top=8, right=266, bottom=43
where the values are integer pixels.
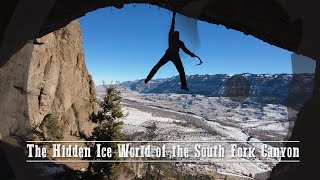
left=145, top=55, right=169, bottom=83
left=172, top=57, right=189, bottom=91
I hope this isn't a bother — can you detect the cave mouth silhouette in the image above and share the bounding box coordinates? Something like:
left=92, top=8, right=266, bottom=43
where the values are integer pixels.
left=1, top=1, right=319, bottom=179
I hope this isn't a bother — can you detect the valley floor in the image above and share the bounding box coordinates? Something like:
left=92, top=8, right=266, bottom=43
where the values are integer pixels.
left=104, top=88, right=298, bottom=179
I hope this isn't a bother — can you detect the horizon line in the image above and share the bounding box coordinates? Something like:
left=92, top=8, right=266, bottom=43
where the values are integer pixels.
left=94, top=72, right=314, bottom=85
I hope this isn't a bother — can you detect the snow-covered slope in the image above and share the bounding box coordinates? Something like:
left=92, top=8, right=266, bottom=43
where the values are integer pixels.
left=95, top=74, right=308, bottom=179
left=117, top=90, right=294, bottom=179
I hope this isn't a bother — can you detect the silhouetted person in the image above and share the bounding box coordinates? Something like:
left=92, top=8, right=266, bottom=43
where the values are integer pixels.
left=145, top=12, right=199, bottom=91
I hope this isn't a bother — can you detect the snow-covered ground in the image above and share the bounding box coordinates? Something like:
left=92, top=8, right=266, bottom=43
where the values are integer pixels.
left=120, top=89, right=295, bottom=139
left=97, top=88, right=296, bottom=179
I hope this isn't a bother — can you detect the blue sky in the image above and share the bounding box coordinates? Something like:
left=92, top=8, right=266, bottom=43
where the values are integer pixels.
left=79, top=4, right=292, bottom=85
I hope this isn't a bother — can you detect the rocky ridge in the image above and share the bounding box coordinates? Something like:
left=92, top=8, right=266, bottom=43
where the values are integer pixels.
left=0, top=20, right=97, bottom=139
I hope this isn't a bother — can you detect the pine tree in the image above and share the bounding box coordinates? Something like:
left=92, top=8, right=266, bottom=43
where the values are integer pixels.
left=81, top=84, right=126, bottom=179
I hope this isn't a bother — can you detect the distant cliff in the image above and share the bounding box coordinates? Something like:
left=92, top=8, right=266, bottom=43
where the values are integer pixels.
left=0, top=20, right=97, bottom=138
left=120, top=73, right=314, bottom=106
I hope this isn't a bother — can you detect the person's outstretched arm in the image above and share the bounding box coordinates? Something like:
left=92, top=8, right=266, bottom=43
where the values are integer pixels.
left=169, top=12, right=176, bottom=38
left=180, top=41, right=196, bottom=57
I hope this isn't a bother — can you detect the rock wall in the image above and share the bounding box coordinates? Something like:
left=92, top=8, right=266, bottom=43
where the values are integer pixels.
left=0, top=20, right=97, bottom=138
left=0, top=39, right=32, bottom=137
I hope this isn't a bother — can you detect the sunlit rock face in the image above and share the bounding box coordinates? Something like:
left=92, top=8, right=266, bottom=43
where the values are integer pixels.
left=0, top=20, right=97, bottom=138
left=0, top=40, right=32, bottom=136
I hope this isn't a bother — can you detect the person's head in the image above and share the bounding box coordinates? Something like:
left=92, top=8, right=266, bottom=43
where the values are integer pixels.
left=173, top=31, right=180, bottom=40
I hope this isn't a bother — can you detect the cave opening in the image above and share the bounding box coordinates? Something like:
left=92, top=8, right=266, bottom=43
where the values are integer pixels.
left=0, top=1, right=319, bottom=179
left=77, top=4, right=315, bottom=178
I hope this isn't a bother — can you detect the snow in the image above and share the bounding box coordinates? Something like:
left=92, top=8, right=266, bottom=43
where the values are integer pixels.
left=97, top=88, right=296, bottom=178
left=122, top=107, right=180, bottom=126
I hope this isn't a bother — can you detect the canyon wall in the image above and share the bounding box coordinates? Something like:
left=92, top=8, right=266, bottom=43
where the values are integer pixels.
left=0, top=20, right=96, bottom=139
